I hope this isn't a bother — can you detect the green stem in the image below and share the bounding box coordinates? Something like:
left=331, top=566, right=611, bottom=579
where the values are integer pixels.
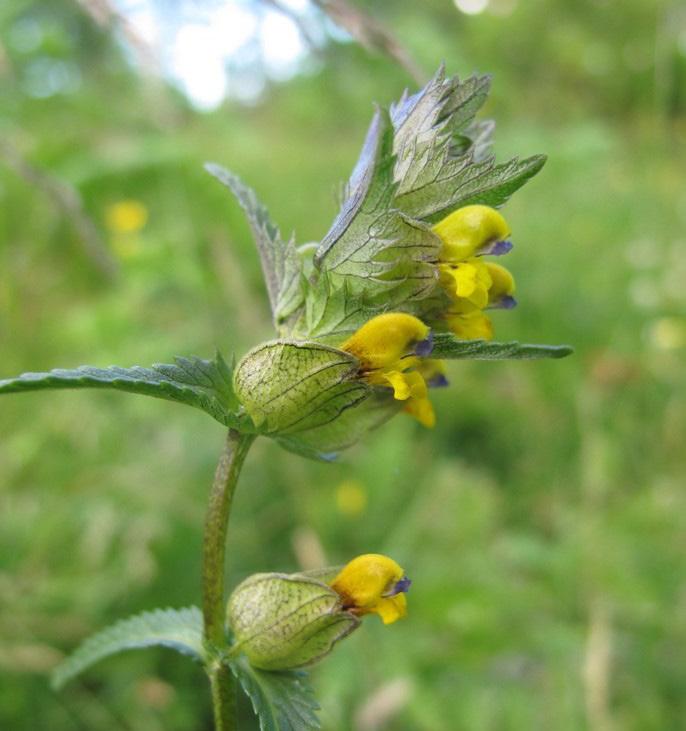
left=203, top=428, right=256, bottom=731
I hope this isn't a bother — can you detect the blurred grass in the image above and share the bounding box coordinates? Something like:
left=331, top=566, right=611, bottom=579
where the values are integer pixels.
left=1, top=1, right=685, bottom=729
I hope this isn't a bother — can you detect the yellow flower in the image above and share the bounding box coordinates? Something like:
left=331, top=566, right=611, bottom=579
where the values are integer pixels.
left=105, top=200, right=148, bottom=234
left=400, top=359, right=448, bottom=428
left=330, top=554, right=411, bottom=625
left=432, top=204, right=510, bottom=261
left=403, top=395, right=435, bottom=428
left=432, top=205, right=517, bottom=340
left=485, top=262, right=516, bottom=307
left=445, top=309, right=494, bottom=340
left=438, top=259, right=493, bottom=308
left=336, top=480, right=368, bottom=517
left=341, top=313, right=444, bottom=428
left=341, top=312, right=430, bottom=373
left=415, top=359, right=448, bottom=387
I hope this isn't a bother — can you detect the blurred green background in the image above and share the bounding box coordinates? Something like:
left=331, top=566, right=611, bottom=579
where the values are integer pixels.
left=1, top=0, right=685, bottom=729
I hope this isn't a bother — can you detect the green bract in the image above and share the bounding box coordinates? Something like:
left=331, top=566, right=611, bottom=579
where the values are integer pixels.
left=227, top=572, right=360, bottom=671
left=0, top=65, right=572, bottom=462
left=209, top=67, right=545, bottom=341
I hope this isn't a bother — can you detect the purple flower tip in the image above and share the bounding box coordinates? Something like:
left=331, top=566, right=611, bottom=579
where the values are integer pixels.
left=480, top=239, right=513, bottom=256
left=392, top=576, right=412, bottom=595
left=414, top=331, right=434, bottom=357
left=427, top=373, right=449, bottom=389
left=487, top=295, right=518, bottom=311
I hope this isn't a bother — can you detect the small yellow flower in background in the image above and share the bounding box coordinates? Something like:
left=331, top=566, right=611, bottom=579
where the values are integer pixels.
left=330, top=554, right=411, bottom=625
left=647, top=317, right=686, bottom=351
left=341, top=312, right=443, bottom=428
left=105, top=199, right=148, bottom=234
left=432, top=205, right=517, bottom=341
left=336, top=479, right=368, bottom=517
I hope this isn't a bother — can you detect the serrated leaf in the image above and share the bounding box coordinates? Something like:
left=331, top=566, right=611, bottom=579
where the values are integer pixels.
left=229, top=655, right=320, bottom=731
left=391, top=69, right=491, bottom=200
left=396, top=151, right=546, bottom=223
left=309, top=110, right=440, bottom=336
left=451, top=119, right=495, bottom=162
left=0, top=353, right=244, bottom=429
left=302, top=275, right=368, bottom=339
left=387, top=68, right=546, bottom=222
left=314, top=110, right=439, bottom=282
left=315, top=109, right=396, bottom=275
left=52, top=607, right=204, bottom=690
left=431, top=335, right=573, bottom=360
left=205, top=163, right=305, bottom=327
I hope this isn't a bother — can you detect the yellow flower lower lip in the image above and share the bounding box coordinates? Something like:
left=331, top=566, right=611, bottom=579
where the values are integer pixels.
left=372, top=594, right=407, bottom=624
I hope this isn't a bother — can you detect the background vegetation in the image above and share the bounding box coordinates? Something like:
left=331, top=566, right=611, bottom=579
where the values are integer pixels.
left=1, top=1, right=684, bottom=729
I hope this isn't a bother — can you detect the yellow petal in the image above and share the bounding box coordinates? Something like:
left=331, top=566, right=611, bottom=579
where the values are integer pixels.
left=446, top=311, right=494, bottom=340
left=433, top=205, right=510, bottom=262
left=406, top=371, right=428, bottom=399
left=486, top=262, right=515, bottom=302
left=404, top=396, right=436, bottom=428
left=439, top=261, right=492, bottom=308
left=382, top=370, right=413, bottom=400
left=374, top=594, right=407, bottom=624
left=439, top=262, right=474, bottom=298
left=341, top=313, right=430, bottom=371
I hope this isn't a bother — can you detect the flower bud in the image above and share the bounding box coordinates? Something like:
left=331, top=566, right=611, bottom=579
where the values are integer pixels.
left=227, top=572, right=360, bottom=671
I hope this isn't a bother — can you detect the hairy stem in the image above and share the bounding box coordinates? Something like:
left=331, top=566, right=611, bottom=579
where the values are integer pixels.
left=203, top=429, right=256, bottom=730
left=209, top=658, right=239, bottom=731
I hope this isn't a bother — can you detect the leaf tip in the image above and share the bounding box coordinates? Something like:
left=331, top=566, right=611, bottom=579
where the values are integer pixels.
left=203, top=161, right=221, bottom=175
left=551, top=344, right=574, bottom=358
left=528, top=153, right=548, bottom=174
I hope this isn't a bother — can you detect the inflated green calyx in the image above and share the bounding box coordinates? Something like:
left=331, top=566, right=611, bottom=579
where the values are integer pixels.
left=227, top=572, right=360, bottom=671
